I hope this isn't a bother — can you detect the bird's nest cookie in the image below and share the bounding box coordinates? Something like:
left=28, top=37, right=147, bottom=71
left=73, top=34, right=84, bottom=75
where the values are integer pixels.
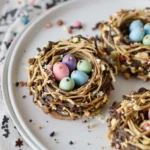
left=108, top=88, right=150, bottom=150
left=27, top=35, right=116, bottom=120
left=100, top=9, right=150, bottom=81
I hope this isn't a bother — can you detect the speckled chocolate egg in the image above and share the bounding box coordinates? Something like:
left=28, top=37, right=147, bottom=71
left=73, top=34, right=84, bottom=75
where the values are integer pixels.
left=129, top=20, right=144, bottom=32
left=71, top=70, right=89, bottom=87
left=144, top=23, right=150, bottom=35
left=62, top=54, right=77, bottom=72
left=129, top=28, right=145, bottom=42
left=143, top=35, right=150, bottom=46
left=77, top=60, right=92, bottom=74
left=53, top=62, right=69, bottom=81
left=59, top=77, right=75, bottom=91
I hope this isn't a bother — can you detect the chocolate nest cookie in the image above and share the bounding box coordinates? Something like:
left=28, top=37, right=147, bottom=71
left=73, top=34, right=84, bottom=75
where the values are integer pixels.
left=27, top=35, right=116, bottom=120
left=108, top=88, right=150, bottom=150
left=100, top=9, right=150, bottom=81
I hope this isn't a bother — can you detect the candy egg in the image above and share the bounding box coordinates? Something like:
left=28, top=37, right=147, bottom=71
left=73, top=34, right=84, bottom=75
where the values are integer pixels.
left=53, top=62, right=69, bottom=81
left=59, top=77, right=75, bottom=91
left=71, top=70, right=89, bottom=87
left=148, top=109, right=150, bottom=120
left=72, top=21, right=82, bottom=28
left=21, top=16, right=29, bottom=25
left=144, top=23, right=150, bottom=35
left=140, top=120, right=150, bottom=131
left=129, top=20, right=144, bottom=32
left=129, top=28, right=145, bottom=42
left=62, top=54, right=77, bottom=72
left=143, top=35, right=150, bottom=46
left=77, top=60, right=92, bottom=74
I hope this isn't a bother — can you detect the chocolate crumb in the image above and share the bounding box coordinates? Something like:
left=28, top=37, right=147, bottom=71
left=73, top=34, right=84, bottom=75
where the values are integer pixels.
left=82, top=120, right=87, bottom=123
left=50, top=131, right=55, bottom=137
left=92, top=21, right=104, bottom=30
left=22, top=95, right=26, bottom=98
left=3, top=133, right=9, bottom=138
left=68, top=29, right=72, bottom=34
left=39, top=126, right=43, bottom=129
left=37, top=48, right=41, bottom=52
left=29, top=119, right=32, bottom=123
left=19, top=81, right=27, bottom=87
left=15, top=82, right=19, bottom=87
left=57, top=20, right=64, bottom=26
left=145, top=7, right=150, bottom=10
left=69, top=141, right=74, bottom=145
left=1, top=125, right=5, bottom=129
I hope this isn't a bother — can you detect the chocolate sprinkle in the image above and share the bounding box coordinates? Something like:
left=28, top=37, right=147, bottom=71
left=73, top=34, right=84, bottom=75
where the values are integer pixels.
left=82, top=120, right=87, bottom=123
left=37, top=48, right=41, bottom=52
left=2, top=115, right=9, bottom=125
left=15, top=82, right=19, bottom=87
left=29, top=119, right=32, bottom=122
left=50, top=131, right=55, bottom=137
left=1, top=116, right=10, bottom=138
left=15, top=138, right=23, bottom=147
left=69, top=141, right=74, bottom=145
left=22, top=95, right=26, bottom=98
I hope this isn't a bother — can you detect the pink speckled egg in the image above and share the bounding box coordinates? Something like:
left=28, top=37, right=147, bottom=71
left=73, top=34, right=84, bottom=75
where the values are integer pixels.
left=53, top=62, right=69, bottom=81
left=148, top=109, right=150, bottom=119
left=72, top=21, right=82, bottom=28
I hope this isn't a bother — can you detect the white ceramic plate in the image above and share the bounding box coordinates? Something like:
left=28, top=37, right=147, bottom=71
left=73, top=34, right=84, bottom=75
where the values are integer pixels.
left=2, top=28, right=41, bottom=150
left=3, top=0, right=150, bottom=150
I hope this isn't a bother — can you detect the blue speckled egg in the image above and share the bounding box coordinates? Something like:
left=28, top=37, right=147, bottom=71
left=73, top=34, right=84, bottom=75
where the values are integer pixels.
left=21, top=16, right=29, bottom=25
left=77, top=60, right=92, bottom=74
left=143, top=35, right=150, bottom=46
left=129, top=20, right=144, bottom=32
left=144, top=23, right=150, bottom=35
left=71, top=70, right=89, bottom=87
left=59, top=77, right=75, bottom=91
left=129, top=28, right=145, bottom=42
left=62, top=54, right=76, bottom=72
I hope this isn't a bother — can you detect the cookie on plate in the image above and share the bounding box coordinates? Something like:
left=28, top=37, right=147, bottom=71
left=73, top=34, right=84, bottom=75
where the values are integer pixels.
left=108, top=88, right=150, bottom=150
left=100, top=9, right=150, bottom=81
left=27, top=35, right=116, bottom=120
